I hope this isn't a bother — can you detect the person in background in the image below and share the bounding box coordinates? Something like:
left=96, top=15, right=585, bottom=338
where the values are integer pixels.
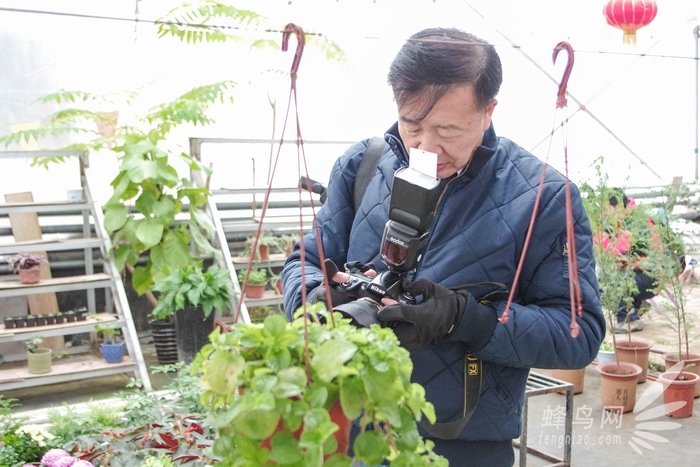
left=605, top=192, right=657, bottom=333
left=282, top=27, right=605, bottom=466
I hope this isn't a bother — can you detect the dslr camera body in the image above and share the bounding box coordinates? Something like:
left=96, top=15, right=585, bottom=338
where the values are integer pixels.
left=332, top=165, right=442, bottom=327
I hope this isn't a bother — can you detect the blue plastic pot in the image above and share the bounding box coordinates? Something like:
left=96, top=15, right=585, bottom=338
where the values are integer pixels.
left=101, top=339, right=126, bottom=363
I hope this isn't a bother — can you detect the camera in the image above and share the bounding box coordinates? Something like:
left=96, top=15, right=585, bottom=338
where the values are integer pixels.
left=332, top=165, right=442, bottom=327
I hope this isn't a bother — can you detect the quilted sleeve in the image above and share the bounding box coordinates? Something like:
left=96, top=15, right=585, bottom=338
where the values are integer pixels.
left=281, top=140, right=370, bottom=319
left=465, top=183, right=606, bottom=370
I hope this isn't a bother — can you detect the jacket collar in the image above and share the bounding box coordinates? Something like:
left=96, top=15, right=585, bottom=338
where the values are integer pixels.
left=384, top=122, right=498, bottom=178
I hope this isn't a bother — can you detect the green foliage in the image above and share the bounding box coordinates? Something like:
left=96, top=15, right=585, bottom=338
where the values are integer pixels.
left=0, top=423, right=60, bottom=465
left=157, top=1, right=265, bottom=44
left=95, top=323, right=123, bottom=343
left=642, top=188, right=696, bottom=359
left=25, top=336, right=44, bottom=353
left=580, top=160, right=652, bottom=349
left=150, top=263, right=234, bottom=321
left=141, top=454, right=178, bottom=467
left=46, top=401, right=122, bottom=443
left=193, top=308, right=447, bottom=466
left=238, top=268, right=267, bottom=285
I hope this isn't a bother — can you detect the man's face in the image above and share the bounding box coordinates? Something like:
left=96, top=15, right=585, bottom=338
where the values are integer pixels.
left=397, top=84, right=497, bottom=179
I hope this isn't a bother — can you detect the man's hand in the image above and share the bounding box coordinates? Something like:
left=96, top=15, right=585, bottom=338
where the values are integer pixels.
left=377, top=279, right=465, bottom=352
left=309, top=258, right=377, bottom=310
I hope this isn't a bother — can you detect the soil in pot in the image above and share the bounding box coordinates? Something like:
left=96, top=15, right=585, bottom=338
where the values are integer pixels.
left=551, top=368, right=585, bottom=394
left=662, top=352, right=700, bottom=398
left=597, top=361, right=642, bottom=413
left=658, top=371, right=700, bottom=418
left=615, top=338, right=653, bottom=384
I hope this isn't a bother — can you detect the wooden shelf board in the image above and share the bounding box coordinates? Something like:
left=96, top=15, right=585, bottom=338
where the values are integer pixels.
left=244, top=289, right=283, bottom=308
left=1, top=312, right=118, bottom=343
left=0, top=354, right=138, bottom=391
left=0, top=273, right=112, bottom=297
left=0, top=237, right=104, bottom=255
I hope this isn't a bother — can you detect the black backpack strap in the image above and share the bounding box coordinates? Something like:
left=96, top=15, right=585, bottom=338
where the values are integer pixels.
left=353, top=136, right=387, bottom=213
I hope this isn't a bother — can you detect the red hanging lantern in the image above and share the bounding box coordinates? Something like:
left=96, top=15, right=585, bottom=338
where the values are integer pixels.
left=603, top=0, right=658, bottom=45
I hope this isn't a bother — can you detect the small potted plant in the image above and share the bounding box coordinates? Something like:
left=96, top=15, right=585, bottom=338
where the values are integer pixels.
left=95, top=323, right=126, bottom=363
left=244, top=233, right=280, bottom=262
left=54, top=312, right=65, bottom=324
left=46, top=313, right=56, bottom=325
left=4, top=316, right=16, bottom=329
left=151, top=262, right=235, bottom=363
left=279, top=232, right=300, bottom=256
left=26, top=336, right=52, bottom=374
left=194, top=306, right=446, bottom=465
left=4, top=252, right=47, bottom=284
left=65, top=310, right=76, bottom=323
left=25, top=315, right=36, bottom=328
left=238, top=268, right=267, bottom=299
left=35, top=314, right=47, bottom=326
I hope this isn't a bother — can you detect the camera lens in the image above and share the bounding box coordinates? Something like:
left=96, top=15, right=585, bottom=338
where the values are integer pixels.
left=333, top=298, right=382, bottom=327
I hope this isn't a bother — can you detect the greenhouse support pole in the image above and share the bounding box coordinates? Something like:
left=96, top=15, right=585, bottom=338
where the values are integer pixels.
left=695, top=24, right=699, bottom=182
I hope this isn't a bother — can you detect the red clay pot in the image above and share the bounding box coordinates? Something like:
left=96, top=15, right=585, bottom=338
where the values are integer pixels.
left=658, top=371, right=699, bottom=418
left=662, top=352, right=700, bottom=398
left=258, top=400, right=350, bottom=459
left=243, top=283, right=266, bottom=299
left=18, top=268, right=41, bottom=284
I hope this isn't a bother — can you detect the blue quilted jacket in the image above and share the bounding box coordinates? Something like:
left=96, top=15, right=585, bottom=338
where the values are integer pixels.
left=282, top=122, right=605, bottom=442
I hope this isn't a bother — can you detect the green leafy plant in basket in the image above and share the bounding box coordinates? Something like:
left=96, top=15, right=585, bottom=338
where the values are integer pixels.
left=150, top=263, right=234, bottom=322
left=193, top=305, right=447, bottom=466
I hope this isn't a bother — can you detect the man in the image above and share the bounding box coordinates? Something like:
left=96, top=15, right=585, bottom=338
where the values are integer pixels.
left=282, top=28, right=605, bottom=466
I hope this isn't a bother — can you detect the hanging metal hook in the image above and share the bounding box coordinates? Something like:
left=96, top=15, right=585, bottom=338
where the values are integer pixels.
left=552, top=41, right=574, bottom=109
left=281, top=23, right=306, bottom=81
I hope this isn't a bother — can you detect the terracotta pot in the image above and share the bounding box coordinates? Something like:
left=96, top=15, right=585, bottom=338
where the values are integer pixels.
left=551, top=368, right=585, bottom=394
left=260, top=400, right=350, bottom=458
left=658, top=371, right=700, bottom=418
left=662, top=352, right=700, bottom=398
left=256, top=244, right=270, bottom=262
left=597, top=361, right=642, bottom=413
left=18, top=267, right=41, bottom=284
left=615, top=338, right=653, bottom=383
left=244, top=283, right=266, bottom=299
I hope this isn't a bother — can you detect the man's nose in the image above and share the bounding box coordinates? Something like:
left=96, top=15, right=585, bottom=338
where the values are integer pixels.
left=416, top=134, right=440, bottom=155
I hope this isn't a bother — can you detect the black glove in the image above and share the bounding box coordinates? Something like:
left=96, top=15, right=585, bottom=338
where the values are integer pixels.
left=376, top=279, right=465, bottom=352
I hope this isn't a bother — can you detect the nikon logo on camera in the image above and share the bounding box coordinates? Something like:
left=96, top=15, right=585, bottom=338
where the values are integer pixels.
left=368, top=284, right=386, bottom=295
left=387, top=236, right=408, bottom=247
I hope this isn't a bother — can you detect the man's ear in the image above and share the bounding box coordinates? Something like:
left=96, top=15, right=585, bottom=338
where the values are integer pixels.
left=482, top=99, right=498, bottom=131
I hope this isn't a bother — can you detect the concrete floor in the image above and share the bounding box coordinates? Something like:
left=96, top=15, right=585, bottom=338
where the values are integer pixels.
left=7, top=284, right=700, bottom=466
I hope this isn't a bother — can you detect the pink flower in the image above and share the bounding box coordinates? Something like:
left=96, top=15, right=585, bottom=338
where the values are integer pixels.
left=71, top=461, right=95, bottom=467
left=53, top=457, right=76, bottom=467
left=40, top=449, right=71, bottom=467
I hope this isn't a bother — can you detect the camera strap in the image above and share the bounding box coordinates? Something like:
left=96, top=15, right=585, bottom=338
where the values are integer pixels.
left=353, top=136, right=387, bottom=213
left=418, top=282, right=509, bottom=439
left=418, top=352, right=482, bottom=440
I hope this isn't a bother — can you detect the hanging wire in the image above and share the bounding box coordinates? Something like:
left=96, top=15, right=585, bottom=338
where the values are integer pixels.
left=0, top=6, right=697, bottom=62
